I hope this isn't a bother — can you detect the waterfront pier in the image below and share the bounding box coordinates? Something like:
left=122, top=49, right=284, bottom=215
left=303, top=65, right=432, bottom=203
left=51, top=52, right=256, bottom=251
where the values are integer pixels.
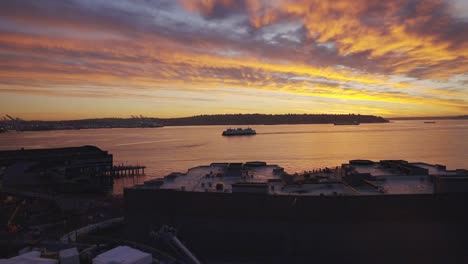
left=107, top=165, right=146, bottom=178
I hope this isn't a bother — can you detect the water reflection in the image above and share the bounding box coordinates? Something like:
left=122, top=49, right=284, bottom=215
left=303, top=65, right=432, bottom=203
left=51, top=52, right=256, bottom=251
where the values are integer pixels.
left=1, top=120, right=467, bottom=194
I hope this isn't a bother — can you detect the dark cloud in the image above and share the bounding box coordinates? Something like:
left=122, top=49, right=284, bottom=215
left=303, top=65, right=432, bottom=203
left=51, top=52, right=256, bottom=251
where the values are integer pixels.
left=2, top=0, right=465, bottom=77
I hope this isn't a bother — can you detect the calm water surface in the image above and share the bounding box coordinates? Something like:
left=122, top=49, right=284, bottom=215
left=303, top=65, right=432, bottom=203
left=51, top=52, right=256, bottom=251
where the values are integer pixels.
left=1, top=120, right=467, bottom=193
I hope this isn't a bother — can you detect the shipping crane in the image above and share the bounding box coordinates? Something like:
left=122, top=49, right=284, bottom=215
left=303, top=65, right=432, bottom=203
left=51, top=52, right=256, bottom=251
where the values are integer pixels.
left=5, top=115, right=23, bottom=132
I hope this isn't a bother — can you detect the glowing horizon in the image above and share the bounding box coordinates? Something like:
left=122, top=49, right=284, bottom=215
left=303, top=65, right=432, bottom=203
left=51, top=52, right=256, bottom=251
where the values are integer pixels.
left=0, top=0, right=467, bottom=120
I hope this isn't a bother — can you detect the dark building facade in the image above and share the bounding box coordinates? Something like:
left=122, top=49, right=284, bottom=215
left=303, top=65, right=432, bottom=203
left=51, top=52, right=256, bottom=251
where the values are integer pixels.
left=123, top=160, right=468, bottom=263
left=124, top=189, right=468, bottom=263
left=0, top=146, right=113, bottom=193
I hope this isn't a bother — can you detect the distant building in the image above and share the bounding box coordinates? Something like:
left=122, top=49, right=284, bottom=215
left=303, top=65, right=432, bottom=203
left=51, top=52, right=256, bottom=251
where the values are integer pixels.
left=0, top=146, right=113, bottom=193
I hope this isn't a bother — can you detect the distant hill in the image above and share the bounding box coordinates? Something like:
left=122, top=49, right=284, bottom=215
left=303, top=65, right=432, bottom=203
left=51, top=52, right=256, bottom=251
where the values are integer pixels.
left=389, top=115, right=468, bottom=120
left=0, top=114, right=389, bottom=131
left=157, top=114, right=388, bottom=126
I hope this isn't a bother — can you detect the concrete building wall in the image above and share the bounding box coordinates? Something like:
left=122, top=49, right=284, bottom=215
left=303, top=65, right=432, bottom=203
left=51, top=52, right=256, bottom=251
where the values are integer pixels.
left=124, top=189, right=468, bottom=262
left=434, top=176, right=468, bottom=193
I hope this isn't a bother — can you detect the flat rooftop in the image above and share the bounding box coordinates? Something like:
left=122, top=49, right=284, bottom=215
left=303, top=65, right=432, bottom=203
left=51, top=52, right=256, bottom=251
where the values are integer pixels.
left=350, top=161, right=457, bottom=177
left=136, top=162, right=354, bottom=196
left=410, top=162, right=458, bottom=175
left=134, top=160, right=468, bottom=196
left=350, top=165, right=400, bottom=177
left=355, top=175, right=433, bottom=195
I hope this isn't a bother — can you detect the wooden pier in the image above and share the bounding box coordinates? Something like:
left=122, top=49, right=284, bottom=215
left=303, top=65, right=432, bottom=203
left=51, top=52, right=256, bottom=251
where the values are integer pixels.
left=105, top=165, right=146, bottom=178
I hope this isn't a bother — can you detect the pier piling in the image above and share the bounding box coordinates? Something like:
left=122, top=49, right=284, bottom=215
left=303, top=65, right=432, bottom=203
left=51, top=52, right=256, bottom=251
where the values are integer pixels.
left=107, top=165, right=146, bottom=178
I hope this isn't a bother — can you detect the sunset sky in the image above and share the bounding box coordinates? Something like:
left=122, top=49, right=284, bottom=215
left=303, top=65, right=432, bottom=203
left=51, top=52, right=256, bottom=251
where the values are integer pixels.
left=0, top=0, right=467, bottom=120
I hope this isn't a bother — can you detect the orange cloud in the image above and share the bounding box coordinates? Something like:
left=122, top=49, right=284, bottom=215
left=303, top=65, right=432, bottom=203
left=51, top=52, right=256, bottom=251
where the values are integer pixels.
left=181, top=0, right=468, bottom=78
left=0, top=0, right=467, bottom=119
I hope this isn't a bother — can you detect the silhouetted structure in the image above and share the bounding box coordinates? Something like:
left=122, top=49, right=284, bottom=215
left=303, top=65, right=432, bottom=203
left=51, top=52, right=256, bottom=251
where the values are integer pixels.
left=0, top=146, right=113, bottom=193
left=124, top=160, right=468, bottom=263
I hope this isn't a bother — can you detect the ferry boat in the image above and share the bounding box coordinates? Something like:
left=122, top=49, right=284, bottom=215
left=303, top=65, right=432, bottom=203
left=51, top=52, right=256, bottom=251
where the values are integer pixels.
left=222, top=127, right=256, bottom=136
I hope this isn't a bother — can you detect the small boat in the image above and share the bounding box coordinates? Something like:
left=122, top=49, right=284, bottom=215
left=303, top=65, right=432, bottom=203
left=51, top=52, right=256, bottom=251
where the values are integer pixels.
left=424, top=121, right=436, bottom=123
left=222, top=128, right=256, bottom=136
left=333, top=121, right=360, bottom=125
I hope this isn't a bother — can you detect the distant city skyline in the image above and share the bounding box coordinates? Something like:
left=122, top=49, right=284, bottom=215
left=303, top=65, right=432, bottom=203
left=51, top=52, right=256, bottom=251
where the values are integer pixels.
left=0, top=0, right=467, bottom=120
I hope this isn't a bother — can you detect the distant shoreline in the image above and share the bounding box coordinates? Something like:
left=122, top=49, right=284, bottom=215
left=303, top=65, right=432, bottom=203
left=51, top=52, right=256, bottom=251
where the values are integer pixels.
left=1, top=114, right=388, bottom=132
left=389, top=115, right=468, bottom=120
left=2, top=114, right=468, bottom=132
